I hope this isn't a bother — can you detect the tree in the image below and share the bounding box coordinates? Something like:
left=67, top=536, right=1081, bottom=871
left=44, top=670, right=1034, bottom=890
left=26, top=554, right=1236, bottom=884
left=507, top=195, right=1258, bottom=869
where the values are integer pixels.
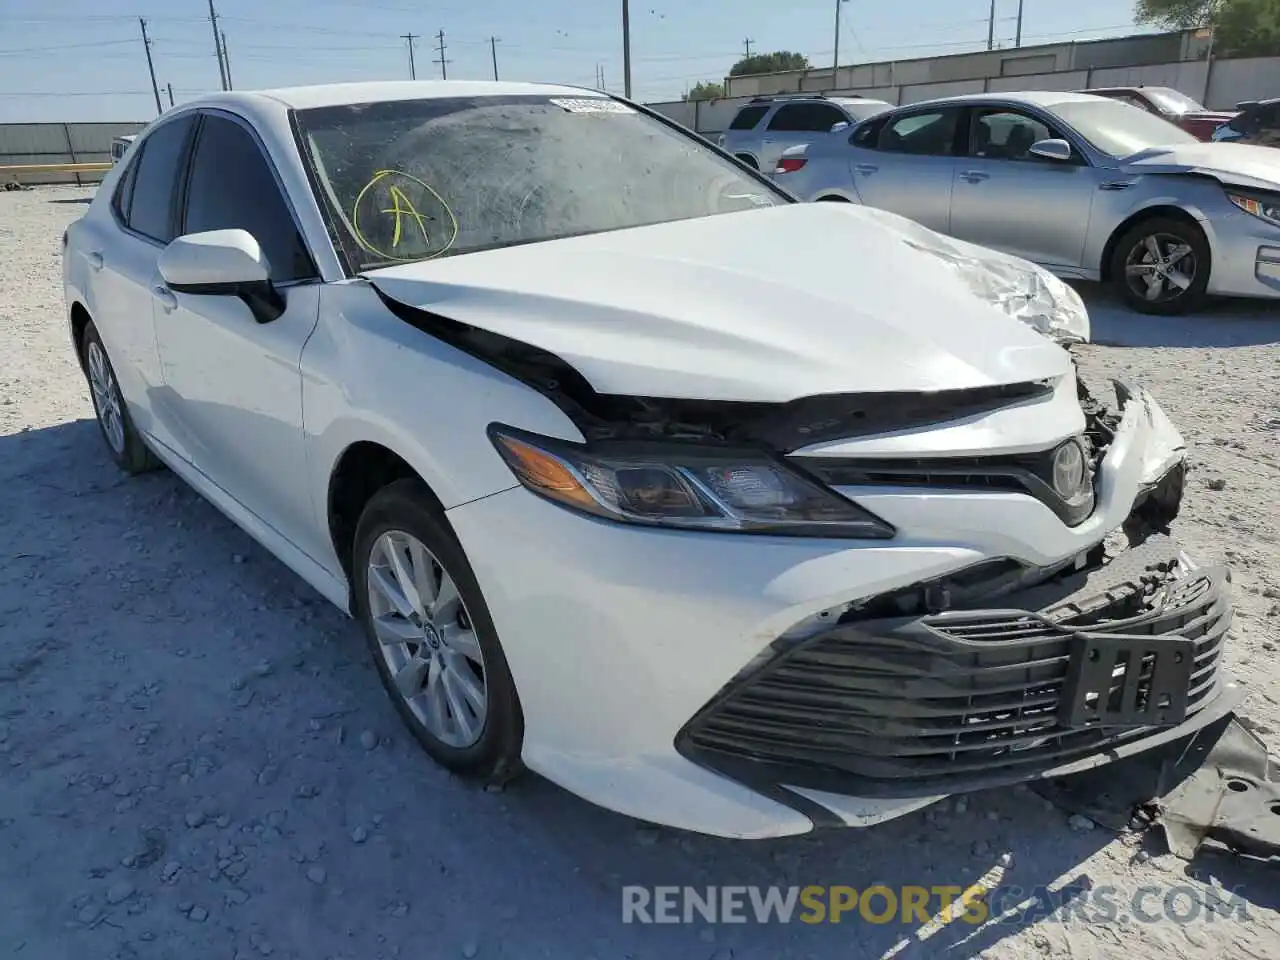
left=1135, top=0, right=1280, bottom=56
left=683, top=81, right=725, bottom=101
left=728, top=51, right=810, bottom=78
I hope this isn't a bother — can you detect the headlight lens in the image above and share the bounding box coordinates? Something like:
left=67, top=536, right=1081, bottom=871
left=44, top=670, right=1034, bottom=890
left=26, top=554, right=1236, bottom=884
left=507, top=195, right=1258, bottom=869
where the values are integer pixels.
left=1228, top=191, right=1280, bottom=227
left=1046, top=437, right=1094, bottom=524
left=489, top=427, right=895, bottom=538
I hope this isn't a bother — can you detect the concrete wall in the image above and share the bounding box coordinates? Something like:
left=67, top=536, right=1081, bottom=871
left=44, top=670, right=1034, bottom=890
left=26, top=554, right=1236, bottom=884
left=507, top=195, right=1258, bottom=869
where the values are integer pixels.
left=0, top=121, right=147, bottom=185
left=653, top=55, right=1280, bottom=136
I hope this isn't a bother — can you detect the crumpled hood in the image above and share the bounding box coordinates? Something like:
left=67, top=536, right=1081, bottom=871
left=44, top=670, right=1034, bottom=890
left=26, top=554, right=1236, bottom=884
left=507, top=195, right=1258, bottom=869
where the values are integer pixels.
left=1120, top=142, right=1280, bottom=191
left=365, top=204, right=1071, bottom=403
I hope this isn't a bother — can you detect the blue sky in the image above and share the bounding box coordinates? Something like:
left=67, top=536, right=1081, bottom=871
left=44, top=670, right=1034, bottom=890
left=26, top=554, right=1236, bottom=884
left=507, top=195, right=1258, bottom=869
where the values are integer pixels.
left=1, top=0, right=1153, bottom=122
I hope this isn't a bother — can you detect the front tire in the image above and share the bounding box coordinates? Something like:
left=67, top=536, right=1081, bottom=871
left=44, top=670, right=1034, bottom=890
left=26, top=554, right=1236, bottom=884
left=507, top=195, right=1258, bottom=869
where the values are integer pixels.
left=81, top=322, right=160, bottom=474
left=1109, top=216, right=1210, bottom=316
left=352, top=479, right=524, bottom=783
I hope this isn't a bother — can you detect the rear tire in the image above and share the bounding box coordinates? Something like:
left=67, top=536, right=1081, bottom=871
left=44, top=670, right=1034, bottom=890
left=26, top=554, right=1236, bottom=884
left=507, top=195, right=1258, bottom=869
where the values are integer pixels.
left=81, top=322, right=160, bottom=475
left=352, top=479, right=524, bottom=784
left=1109, top=216, right=1210, bottom=316
left=735, top=154, right=759, bottom=170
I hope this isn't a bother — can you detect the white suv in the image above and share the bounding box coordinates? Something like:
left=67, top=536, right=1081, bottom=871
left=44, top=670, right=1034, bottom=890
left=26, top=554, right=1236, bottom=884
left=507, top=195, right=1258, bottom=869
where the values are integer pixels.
left=719, top=94, right=892, bottom=172
left=63, top=81, right=1232, bottom=838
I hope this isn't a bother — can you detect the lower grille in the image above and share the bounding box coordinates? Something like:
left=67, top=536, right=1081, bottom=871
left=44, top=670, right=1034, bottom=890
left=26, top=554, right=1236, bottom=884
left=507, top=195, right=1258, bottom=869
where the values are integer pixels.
left=678, top=550, right=1231, bottom=798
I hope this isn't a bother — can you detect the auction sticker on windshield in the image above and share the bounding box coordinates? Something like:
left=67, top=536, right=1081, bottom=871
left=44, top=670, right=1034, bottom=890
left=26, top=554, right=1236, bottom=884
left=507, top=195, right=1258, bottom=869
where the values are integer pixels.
left=549, top=97, right=635, bottom=114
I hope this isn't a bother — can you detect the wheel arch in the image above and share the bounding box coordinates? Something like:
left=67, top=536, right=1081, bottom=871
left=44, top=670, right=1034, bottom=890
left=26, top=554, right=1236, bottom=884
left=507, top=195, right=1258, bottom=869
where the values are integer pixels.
left=327, top=440, right=449, bottom=591
left=734, top=152, right=760, bottom=169
left=70, top=301, right=93, bottom=373
left=1099, top=204, right=1207, bottom=282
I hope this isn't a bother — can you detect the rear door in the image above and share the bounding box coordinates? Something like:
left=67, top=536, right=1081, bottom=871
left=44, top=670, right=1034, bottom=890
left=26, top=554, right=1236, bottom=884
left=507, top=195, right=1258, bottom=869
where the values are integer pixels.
left=845, top=106, right=963, bottom=233
left=82, top=114, right=195, bottom=444
left=760, top=101, right=850, bottom=171
left=948, top=106, right=1099, bottom=269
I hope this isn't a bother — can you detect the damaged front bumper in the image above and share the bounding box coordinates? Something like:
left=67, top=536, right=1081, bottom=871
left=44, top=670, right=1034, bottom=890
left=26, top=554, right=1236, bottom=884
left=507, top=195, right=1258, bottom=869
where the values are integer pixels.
left=677, top=534, right=1237, bottom=816
left=448, top=375, right=1235, bottom=837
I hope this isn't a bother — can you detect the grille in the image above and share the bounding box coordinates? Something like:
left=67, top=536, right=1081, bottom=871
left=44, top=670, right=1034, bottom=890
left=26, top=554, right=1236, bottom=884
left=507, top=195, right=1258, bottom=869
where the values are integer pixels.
left=678, top=563, right=1230, bottom=798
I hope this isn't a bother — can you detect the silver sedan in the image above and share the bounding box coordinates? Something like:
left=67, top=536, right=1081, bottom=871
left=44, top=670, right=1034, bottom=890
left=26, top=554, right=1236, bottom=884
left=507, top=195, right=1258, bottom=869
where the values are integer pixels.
left=773, top=91, right=1280, bottom=314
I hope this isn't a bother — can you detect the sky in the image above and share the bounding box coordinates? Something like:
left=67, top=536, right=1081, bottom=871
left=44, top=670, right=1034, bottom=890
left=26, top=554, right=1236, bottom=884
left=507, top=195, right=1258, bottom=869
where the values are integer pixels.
left=0, top=0, right=1157, bottom=122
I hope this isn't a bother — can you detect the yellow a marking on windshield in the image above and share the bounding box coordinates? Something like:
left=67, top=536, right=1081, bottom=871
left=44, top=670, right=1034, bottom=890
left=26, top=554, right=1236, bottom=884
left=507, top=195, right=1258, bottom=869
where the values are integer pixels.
left=380, top=184, right=432, bottom=249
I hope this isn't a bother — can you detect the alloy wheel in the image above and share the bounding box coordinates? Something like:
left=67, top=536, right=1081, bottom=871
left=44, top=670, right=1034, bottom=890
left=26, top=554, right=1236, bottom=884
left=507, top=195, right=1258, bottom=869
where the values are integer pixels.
left=1123, top=232, right=1198, bottom=305
left=366, top=530, right=488, bottom=748
left=87, top=340, right=126, bottom=455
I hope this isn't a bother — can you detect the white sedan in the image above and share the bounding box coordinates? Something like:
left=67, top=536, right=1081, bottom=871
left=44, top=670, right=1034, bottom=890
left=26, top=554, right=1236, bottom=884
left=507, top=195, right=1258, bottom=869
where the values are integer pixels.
left=63, top=81, right=1234, bottom=838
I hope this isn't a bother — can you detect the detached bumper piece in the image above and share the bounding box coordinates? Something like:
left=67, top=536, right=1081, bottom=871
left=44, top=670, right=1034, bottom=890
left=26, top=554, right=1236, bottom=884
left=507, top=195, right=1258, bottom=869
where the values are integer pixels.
left=678, top=538, right=1232, bottom=801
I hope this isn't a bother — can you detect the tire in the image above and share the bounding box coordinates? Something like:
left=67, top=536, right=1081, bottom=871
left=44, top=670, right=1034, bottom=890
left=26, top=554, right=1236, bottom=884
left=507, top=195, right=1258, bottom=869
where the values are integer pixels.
left=735, top=154, right=759, bottom=170
left=81, top=322, right=161, bottom=474
left=352, top=479, right=524, bottom=784
left=1109, top=216, right=1211, bottom=316
left=817, top=195, right=851, bottom=202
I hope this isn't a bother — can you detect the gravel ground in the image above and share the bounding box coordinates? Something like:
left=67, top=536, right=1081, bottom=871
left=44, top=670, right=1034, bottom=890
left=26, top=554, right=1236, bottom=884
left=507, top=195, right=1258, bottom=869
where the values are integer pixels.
left=2, top=184, right=1278, bottom=960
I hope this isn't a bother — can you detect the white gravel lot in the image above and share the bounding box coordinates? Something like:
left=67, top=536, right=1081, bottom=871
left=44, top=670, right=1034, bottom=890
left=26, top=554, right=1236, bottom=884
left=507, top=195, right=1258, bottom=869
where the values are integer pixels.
left=2, top=184, right=1279, bottom=960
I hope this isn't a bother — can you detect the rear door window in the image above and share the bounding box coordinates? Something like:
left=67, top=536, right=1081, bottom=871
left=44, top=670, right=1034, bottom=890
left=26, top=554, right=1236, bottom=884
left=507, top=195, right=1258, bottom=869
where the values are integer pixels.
left=768, top=103, right=848, bottom=132
left=876, top=109, right=960, bottom=155
left=728, top=105, right=769, bottom=130
left=125, top=115, right=196, bottom=242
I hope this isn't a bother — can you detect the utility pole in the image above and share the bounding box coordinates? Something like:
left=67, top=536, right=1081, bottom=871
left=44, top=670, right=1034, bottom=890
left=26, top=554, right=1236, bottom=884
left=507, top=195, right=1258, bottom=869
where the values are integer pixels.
left=138, top=18, right=163, bottom=116
left=433, top=29, right=449, bottom=80
left=1015, top=0, right=1024, bottom=47
left=743, top=38, right=753, bottom=58
left=622, top=0, right=632, bottom=99
left=207, top=0, right=228, bottom=91
left=221, top=31, right=233, bottom=89
left=832, top=0, right=842, bottom=84
left=987, top=0, right=996, bottom=51
left=166, top=82, right=175, bottom=107
left=401, top=33, right=419, bottom=79
left=489, top=36, right=499, bottom=80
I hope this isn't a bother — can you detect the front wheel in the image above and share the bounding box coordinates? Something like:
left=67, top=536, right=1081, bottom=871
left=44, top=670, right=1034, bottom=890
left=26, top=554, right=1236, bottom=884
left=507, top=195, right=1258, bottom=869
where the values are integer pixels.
left=1109, top=216, right=1210, bottom=316
left=352, top=479, right=524, bottom=783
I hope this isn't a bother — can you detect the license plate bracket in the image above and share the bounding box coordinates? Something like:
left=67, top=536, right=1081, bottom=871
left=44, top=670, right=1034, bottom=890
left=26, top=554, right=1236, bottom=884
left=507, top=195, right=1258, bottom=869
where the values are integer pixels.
left=1058, top=632, right=1196, bottom=729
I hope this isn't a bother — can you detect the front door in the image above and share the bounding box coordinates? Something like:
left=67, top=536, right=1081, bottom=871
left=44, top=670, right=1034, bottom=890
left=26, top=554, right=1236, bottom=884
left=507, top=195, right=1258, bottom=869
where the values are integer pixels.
left=151, top=111, right=325, bottom=559
left=948, top=107, right=1098, bottom=269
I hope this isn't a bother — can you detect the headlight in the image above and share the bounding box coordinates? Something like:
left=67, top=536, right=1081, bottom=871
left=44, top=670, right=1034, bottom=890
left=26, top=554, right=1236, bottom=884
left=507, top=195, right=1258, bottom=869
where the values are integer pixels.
left=1227, top=191, right=1280, bottom=227
left=1048, top=437, right=1094, bottom=523
left=489, top=426, right=895, bottom=538
left=906, top=239, right=1090, bottom=344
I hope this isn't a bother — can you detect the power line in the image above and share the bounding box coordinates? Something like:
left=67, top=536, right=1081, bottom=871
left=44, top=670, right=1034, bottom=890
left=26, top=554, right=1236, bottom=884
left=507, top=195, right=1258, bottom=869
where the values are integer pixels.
left=433, top=29, right=449, bottom=80
left=401, top=33, right=419, bottom=79
left=138, top=19, right=163, bottom=117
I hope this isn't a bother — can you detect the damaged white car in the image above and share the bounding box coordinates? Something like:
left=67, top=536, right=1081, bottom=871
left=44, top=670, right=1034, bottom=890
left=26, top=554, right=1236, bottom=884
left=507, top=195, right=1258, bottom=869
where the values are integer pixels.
left=63, top=81, right=1234, bottom=838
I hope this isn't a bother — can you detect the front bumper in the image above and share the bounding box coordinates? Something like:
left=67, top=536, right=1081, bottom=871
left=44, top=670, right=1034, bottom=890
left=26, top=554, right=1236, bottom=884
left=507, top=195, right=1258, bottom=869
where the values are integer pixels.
left=447, top=384, right=1233, bottom=838
left=1203, top=206, right=1280, bottom=298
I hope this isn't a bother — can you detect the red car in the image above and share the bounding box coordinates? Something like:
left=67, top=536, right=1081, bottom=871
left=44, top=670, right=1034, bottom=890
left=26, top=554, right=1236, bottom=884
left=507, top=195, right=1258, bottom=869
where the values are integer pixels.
left=1078, top=86, right=1236, bottom=141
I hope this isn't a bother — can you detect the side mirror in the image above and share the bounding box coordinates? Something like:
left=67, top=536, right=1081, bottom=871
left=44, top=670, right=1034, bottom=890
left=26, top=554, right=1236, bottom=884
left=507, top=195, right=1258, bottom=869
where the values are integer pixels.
left=830, top=121, right=850, bottom=134
left=1029, top=138, right=1073, bottom=162
left=157, top=229, right=285, bottom=324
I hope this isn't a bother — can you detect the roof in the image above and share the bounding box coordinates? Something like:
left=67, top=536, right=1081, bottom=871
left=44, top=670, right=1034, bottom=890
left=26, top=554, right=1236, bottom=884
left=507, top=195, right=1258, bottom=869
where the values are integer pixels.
left=180, top=80, right=602, bottom=113
left=886, top=90, right=1113, bottom=111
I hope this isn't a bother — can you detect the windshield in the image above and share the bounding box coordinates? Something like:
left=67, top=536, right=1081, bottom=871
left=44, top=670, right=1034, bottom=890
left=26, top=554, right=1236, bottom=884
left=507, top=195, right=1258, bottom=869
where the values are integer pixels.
left=1053, top=99, right=1199, bottom=156
left=1144, top=87, right=1205, bottom=115
left=295, top=94, right=786, bottom=270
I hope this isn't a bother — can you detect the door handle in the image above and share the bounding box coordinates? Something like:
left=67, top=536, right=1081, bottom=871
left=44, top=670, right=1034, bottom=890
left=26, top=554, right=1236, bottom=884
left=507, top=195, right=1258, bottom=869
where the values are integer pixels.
left=151, top=285, right=178, bottom=312
left=854, top=163, right=878, bottom=175
left=87, top=251, right=104, bottom=271
left=959, top=170, right=990, bottom=182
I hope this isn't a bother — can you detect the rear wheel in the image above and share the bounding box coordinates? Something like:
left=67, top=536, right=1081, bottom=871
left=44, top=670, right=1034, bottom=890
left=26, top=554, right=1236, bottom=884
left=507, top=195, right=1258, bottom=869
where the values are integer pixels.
left=81, top=322, right=160, bottom=474
left=735, top=154, right=759, bottom=169
left=1109, top=216, right=1210, bottom=315
left=352, top=479, right=524, bottom=783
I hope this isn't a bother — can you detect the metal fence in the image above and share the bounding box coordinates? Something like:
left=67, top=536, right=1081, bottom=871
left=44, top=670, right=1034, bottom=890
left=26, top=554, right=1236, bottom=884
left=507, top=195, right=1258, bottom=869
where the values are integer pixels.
left=0, top=121, right=147, bottom=185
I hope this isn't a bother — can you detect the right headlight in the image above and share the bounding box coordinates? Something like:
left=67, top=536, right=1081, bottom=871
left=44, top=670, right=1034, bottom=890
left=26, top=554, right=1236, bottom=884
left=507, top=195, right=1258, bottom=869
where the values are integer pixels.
left=488, top=425, right=895, bottom=539
left=1227, top=190, right=1280, bottom=228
